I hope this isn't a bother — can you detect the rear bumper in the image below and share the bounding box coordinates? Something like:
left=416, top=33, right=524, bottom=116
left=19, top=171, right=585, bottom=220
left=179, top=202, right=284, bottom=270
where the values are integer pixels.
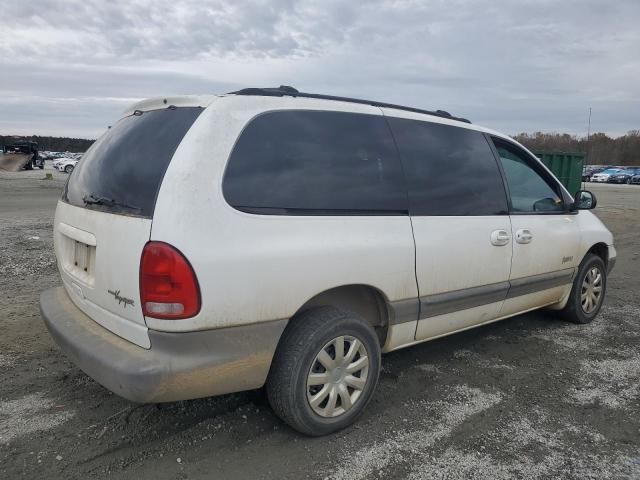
left=40, top=287, right=287, bottom=403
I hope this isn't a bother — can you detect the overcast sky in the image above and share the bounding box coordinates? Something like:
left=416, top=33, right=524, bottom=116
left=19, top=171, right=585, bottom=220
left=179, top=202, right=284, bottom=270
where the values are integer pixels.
left=1, top=0, right=638, bottom=139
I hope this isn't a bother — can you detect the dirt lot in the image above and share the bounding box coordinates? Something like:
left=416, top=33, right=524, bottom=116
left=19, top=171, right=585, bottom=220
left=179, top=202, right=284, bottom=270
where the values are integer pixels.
left=1, top=168, right=639, bottom=479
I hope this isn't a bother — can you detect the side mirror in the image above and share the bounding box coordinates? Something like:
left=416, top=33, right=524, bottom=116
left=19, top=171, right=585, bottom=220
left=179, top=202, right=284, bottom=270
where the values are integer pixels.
left=572, top=190, right=597, bottom=210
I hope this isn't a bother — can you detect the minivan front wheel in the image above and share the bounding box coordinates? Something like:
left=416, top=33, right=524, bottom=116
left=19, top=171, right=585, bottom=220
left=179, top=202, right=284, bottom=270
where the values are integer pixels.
left=561, top=254, right=606, bottom=324
left=266, top=307, right=381, bottom=436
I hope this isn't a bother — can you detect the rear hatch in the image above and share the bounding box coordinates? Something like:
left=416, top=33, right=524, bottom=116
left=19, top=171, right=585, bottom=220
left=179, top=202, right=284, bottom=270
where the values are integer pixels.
left=54, top=104, right=204, bottom=348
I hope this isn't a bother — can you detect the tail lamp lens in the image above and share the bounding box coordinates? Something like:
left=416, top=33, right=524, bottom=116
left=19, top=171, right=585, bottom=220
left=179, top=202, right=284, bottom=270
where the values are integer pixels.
left=140, top=242, right=200, bottom=319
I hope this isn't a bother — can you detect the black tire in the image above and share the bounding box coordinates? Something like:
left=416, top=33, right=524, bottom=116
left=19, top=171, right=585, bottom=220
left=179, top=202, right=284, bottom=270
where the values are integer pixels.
left=266, top=306, right=381, bottom=436
left=561, top=254, right=606, bottom=324
left=64, top=165, right=74, bottom=174
left=39, top=165, right=44, bottom=170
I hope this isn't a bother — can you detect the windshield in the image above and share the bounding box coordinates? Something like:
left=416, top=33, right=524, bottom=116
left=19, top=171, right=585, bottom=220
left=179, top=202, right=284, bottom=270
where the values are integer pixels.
left=63, top=106, right=202, bottom=218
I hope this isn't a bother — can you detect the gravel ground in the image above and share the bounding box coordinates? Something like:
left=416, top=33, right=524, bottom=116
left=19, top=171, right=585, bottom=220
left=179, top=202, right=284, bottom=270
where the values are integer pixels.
left=0, top=168, right=639, bottom=479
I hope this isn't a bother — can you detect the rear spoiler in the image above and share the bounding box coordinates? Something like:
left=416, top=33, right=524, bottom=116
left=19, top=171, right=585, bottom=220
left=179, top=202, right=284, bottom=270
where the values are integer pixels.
left=121, top=96, right=216, bottom=117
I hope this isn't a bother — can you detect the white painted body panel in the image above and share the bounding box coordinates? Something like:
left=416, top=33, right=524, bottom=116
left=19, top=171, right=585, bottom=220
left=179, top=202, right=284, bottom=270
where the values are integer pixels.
left=575, top=210, right=614, bottom=255
left=499, top=214, right=580, bottom=316
left=377, top=106, right=514, bottom=344
left=411, top=217, right=513, bottom=295
left=53, top=201, right=151, bottom=348
left=508, top=215, right=581, bottom=277
left=149, top=96, right=418, bottom=332
left=410, top=216, right=512, bottom=340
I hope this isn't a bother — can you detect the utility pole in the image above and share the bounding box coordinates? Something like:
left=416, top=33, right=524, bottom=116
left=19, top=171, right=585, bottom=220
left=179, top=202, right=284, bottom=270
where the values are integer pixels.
left=586, top=107, right=592, bottom=166
left=582, top=107, right=592, bottom=190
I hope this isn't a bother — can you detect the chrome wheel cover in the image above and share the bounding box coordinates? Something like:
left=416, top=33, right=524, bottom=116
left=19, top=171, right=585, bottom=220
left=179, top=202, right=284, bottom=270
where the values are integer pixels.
left=581, top=266, right=603, bottom=314
left=306, top=335, right=369, bottom=418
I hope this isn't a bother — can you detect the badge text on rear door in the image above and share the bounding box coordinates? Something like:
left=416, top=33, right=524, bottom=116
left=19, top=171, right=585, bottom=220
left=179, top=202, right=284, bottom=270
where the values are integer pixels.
left=107, top=289, right=135, bottom=308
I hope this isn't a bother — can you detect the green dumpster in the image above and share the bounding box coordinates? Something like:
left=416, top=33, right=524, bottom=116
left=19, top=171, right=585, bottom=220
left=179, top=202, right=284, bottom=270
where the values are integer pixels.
left=534, top=151, right=584, bottom=195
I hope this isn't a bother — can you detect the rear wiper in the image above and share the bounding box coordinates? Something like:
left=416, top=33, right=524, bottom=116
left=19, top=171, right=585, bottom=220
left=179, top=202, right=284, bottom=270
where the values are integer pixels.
left=82, top=194, right=141, bottom=212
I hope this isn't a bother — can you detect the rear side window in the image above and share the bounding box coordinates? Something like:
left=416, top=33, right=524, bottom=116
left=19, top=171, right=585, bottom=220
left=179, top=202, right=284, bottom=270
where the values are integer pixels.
left=387, top=118, right=508, bottom=216
left=64, top=107, right=203, bottom=218
left=223, top=110, right=407, bottom=214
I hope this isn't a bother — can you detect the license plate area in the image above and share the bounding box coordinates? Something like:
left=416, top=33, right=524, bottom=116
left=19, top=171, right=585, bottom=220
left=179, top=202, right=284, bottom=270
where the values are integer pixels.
left=59, top=234, right=96, bottom=286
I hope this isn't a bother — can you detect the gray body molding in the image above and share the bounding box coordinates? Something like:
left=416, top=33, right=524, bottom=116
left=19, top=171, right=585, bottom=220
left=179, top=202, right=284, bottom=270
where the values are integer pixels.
left=390, top=268, right=575, bottom=324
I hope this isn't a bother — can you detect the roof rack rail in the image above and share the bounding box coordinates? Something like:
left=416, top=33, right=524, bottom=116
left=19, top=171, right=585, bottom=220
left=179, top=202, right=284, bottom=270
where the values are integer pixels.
left=228, top=86, right=471, bottom=124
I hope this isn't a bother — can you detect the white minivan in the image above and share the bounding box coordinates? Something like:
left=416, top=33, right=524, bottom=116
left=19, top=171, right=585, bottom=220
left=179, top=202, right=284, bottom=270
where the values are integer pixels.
left=41, top=86, right=615, bottom=436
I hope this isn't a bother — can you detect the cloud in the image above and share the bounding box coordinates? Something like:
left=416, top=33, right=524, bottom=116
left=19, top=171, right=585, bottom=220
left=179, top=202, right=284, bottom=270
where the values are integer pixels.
left=0, top=0, right=638, bottom=137
left=0, top=64, right=240, bottom=137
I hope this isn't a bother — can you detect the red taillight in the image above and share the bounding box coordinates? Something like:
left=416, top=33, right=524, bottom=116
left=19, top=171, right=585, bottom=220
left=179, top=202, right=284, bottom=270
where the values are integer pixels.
left=140, top=242, right=201, bottom=319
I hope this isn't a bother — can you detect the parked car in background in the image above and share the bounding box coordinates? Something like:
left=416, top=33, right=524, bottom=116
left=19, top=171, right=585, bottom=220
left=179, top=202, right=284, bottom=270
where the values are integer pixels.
left=582, top=167, right=605, bottom=182
left=56, top=158, right=79, bottom=173
left=591, top=168, right=625, bottom=183
left=41, top=87, right=615, bottom=436
left=631, top=172, right=640, bottom=185
left=52, top=158, right=67, bottom=169
left=606, top=168, right=639, bottom=184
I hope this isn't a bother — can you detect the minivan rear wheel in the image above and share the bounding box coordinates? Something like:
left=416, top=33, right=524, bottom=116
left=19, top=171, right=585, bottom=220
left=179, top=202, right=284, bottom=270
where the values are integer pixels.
left=266, top=306, right=381, bottom=436
left=561, top=254, right=606, bottom=324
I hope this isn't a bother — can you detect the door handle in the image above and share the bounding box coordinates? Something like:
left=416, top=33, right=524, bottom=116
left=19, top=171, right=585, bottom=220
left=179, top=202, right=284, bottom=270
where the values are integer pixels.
left=490, top=229, right=511, bottom=246
left=515, top=229, right=533, bottom=244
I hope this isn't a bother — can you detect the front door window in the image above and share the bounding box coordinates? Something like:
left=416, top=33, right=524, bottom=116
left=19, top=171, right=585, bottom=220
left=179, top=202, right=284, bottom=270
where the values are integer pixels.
left=495, top=142, right=564, bottom=213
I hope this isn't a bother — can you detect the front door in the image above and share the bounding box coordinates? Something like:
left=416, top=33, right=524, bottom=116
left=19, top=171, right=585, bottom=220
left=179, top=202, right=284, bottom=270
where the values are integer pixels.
left=385, top=114, right=513, bottom=341
left=491, top=138, right=581, bottom=317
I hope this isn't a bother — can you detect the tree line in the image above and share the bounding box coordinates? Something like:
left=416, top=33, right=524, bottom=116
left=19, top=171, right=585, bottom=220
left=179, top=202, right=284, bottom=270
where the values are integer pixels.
left=0, top=135, right=94, bottom=153
left=2, top=130, right=639, bottom=166
left=513, top=130, right=640, bottom=166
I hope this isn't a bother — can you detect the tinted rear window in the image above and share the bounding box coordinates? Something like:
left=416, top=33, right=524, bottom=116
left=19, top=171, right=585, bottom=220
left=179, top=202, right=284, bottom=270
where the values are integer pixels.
left=63, top=107, right=202, bottom=218
left=223, top=110, right=408, bottom=214
left=387, top=118, right=508, bottom=216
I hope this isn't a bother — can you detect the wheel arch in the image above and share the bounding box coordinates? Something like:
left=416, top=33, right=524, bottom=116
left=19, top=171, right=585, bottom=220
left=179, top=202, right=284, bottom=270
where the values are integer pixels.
left=549, top=242, right=610, bottom=312
left=288, top=284, right=392, bottom=347
left=585, top=242, right=609, bottom=268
